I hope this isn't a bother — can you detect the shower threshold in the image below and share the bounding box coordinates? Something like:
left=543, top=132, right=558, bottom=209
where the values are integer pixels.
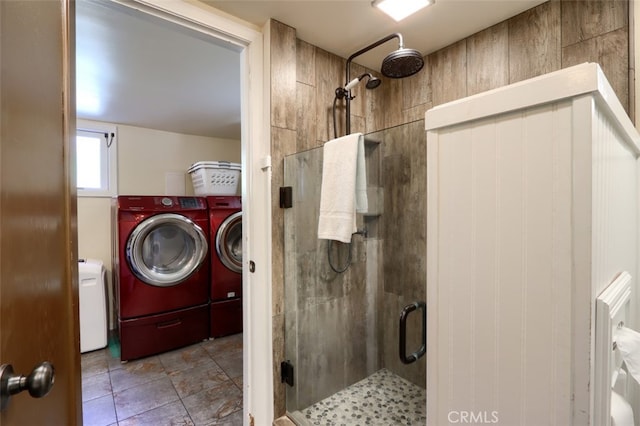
left=287, top=368, right=426, bottom=426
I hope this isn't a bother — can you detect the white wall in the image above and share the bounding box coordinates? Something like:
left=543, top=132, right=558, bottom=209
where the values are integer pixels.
left=77, top=122, right=240, bottom=328
left=117, top=124, right=240, bottom=195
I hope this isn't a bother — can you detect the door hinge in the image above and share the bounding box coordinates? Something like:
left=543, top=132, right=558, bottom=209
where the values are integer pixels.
left=281, top=360, right=294, bottom=387
left=279, top=186, right=293, bottom=209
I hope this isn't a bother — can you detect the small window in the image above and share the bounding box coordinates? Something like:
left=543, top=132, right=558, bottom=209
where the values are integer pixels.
left=76, top=121, right=117, bottom=197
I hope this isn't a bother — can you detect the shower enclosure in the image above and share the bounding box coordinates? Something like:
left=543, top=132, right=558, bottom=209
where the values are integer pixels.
left=283, top=120, right=427, bottom=425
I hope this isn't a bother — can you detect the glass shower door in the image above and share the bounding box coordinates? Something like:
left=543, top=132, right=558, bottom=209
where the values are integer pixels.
left=283, top=120, right=427, bottom=425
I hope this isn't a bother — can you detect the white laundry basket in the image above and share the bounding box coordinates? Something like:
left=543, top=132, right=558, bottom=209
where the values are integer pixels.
left=188, top=161, right=241, bottom=195
left=78, top=259, right=108, bottom=353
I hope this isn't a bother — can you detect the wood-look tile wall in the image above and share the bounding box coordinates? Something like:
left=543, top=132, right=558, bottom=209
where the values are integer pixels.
left=270, top=0, right=631, bottom=417
left=282, top=143, right=372, bottom=411
left=269, top=20, right=297, bottom=417
left=386, top=0, right=629, bottom=125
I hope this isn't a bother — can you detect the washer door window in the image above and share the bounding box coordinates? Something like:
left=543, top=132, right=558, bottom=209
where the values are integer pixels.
left=127, top=213, right=208, bottom=287
left=216, top=211, right=242, bottom=273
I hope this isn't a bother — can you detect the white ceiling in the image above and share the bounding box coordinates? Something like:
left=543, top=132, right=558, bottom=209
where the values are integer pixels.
left=76, top=0, right=242, bottom=139
left=75, top=0, right=546, bottom=139
left=206, top=0, right=546, bottom=72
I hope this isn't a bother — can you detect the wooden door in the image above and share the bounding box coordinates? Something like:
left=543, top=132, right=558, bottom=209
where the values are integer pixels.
left=0, top=0, right=81, bottom=424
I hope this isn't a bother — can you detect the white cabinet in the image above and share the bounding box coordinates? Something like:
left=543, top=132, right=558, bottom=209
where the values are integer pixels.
left=425, top=63, right=640, bottom=425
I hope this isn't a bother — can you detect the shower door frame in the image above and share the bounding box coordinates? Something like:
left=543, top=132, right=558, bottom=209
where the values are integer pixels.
left=283, top=121, right=428, bottom=424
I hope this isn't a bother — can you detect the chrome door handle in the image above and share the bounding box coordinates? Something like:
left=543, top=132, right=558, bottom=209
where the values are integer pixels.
left=0, top=362, right=55, bottom=411
left=399, top=301, right=426, bottom=364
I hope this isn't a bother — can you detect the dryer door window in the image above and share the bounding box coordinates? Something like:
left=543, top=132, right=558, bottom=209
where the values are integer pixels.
left=216, top=211, right=242, bottom=273
left=126, top=213, right=208, bottom=287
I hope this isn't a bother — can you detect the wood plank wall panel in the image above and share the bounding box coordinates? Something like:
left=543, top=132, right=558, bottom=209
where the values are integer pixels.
left=348, top=62, right=368, bottom=121
left=384, top=77, right=404, bottom=129
left=271, top=125, right=297, bottom=317
left=316, top=51, right=336, bottom=140
left=270, top=124, right=296, bottom=418
left=314, top=48, right=345, bottom=142
left=467, top=22, right=509, bottom=96
left=272, top=313, right=286, bottom=420
left=562, top=0, right=628, bottom=46
left=295, top=40, right=317, bottom=149
left=270, top=21, right=296, bottom=130
left=296, top=82, right=316, bottom=152
left=366, top=77, right=387, bottom=133
left=561, top=0, right=629, bottom=112
left=508, top=1, right=561, bottom=83
left=296, top=39, right=315, bottom=86
left=282, top=150, right=372, bottom=411
left=379, top=121, right=427, bottom=386
left=402, top=99, right=433, bottom=125
left=269, top=19, right=297, bottom=418
left=350, top=114, right=366, bottom=135
left=270, top=20, right=297, bottom=321
left=403, top=55, right=431, bottom=110
left=274, top=22, right=385, bottom=418
left=563, top=27, right=629, bottom=111
left=401, top=55, right=432, bottom=123
left=430, top=40, right=467, bottom=106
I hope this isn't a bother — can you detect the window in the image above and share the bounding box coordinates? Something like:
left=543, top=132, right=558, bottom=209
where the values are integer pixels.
left=76, top=120, right=117, bottom=197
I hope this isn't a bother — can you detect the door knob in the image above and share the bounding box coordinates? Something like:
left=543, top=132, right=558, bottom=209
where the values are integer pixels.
left=0, top=362, right=55, bottom=411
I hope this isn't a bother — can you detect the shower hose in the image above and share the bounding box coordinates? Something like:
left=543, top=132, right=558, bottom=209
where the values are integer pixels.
left=327, top=239, right=352, bottom=274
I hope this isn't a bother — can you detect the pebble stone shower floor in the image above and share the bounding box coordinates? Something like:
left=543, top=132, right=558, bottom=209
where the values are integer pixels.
left=291, top=368, right=426, bottom=426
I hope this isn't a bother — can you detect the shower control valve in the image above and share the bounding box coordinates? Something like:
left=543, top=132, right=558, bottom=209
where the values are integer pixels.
left=335, top=87, right=354, bottom=101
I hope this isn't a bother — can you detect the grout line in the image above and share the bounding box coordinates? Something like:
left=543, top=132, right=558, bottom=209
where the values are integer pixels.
left=81, top=336, right=244, bottom=426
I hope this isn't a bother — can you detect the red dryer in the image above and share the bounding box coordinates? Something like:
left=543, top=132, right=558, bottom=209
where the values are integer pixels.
left=114, top=196, right=210, bottom=361
left=207, top=196, right=242, bottom=337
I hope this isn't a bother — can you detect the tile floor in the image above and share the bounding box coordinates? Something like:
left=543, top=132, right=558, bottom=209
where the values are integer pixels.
left=81, top=333, right=243, bottom=426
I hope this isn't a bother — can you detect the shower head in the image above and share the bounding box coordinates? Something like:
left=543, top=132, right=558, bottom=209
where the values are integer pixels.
left=381, top=48, right=424, bottom=78
left=339, top=33, right=424, bottom=135
left=344, top=73, right=382, bottom=91
left=344, top=33, right=424, bottom=80
left=365, top=75, right=382, bottom=89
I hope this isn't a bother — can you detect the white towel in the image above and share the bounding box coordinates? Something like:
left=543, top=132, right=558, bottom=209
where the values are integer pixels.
left=317, top=133, right=368, bottom=243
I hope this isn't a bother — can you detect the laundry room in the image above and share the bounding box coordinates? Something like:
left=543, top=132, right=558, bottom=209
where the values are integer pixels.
left=76, top=0, right=242, bottom=328
left=75, top=0, right=244, bottom=423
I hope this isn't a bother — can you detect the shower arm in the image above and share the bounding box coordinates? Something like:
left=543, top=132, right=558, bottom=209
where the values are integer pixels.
left=341, top=33, right=403, bottom=135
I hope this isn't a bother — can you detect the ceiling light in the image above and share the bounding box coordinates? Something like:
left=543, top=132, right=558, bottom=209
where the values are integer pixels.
left=372, top=0, right=434, bottom=22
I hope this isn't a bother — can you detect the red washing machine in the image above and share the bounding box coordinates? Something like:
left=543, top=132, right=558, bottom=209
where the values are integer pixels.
left=114, top=196, right=210, bottom=361
left=207, top=196, right=243, bottom=337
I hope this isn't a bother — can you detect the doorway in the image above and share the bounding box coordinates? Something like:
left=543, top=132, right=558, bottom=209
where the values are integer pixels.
left=75, top=0, right=271, bottom=423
